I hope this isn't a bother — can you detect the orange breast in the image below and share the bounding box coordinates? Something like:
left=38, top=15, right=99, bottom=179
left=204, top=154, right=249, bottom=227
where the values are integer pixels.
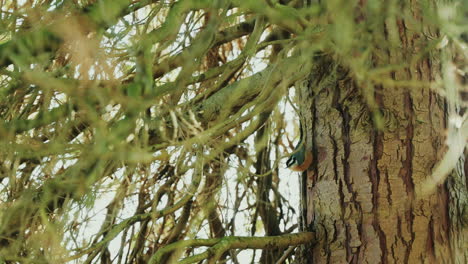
left=289, top=151, right=313, bottom=172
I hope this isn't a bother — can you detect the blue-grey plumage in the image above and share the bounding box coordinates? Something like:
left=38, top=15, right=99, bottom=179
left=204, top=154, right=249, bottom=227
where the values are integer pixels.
left=286, top=141, right=312, bottom=172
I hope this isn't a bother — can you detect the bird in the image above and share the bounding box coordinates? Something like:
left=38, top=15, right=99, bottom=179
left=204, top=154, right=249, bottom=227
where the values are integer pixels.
left=286, top=143, right=313, bottom=172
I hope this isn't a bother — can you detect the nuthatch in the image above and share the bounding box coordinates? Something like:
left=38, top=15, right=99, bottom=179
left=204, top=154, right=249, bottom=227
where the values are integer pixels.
left=286, top=143, right=313, bottom=172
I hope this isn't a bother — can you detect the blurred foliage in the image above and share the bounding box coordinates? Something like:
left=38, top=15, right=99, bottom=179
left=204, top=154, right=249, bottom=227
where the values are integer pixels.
left=0, top=0, right=466, bottom=263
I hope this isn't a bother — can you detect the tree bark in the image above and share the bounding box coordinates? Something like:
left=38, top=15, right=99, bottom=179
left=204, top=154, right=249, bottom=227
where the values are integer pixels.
left=298, top=2, right=466, bottom=263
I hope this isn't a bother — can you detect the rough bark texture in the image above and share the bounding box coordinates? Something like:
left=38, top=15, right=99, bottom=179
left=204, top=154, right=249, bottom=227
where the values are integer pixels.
left=299, top=61, right=453, bottom=263
left=298, top=5, right=466, bottom=263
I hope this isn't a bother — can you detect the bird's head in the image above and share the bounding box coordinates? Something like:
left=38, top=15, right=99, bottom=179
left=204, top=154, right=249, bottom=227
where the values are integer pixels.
left=286, top=145, right=313, bottom=172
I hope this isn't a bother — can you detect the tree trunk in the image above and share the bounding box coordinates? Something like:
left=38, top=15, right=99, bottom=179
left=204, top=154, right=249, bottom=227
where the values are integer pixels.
left=297, top=2, right=467, bottom=263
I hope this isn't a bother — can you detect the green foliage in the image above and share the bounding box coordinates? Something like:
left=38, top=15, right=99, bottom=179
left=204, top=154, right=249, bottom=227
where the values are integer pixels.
left=0, top=0, right=466, bottom=263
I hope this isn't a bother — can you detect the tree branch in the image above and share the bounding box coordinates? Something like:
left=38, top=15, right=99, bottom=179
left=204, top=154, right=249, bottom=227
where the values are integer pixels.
left=149, top=232, right=315, bottom=264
